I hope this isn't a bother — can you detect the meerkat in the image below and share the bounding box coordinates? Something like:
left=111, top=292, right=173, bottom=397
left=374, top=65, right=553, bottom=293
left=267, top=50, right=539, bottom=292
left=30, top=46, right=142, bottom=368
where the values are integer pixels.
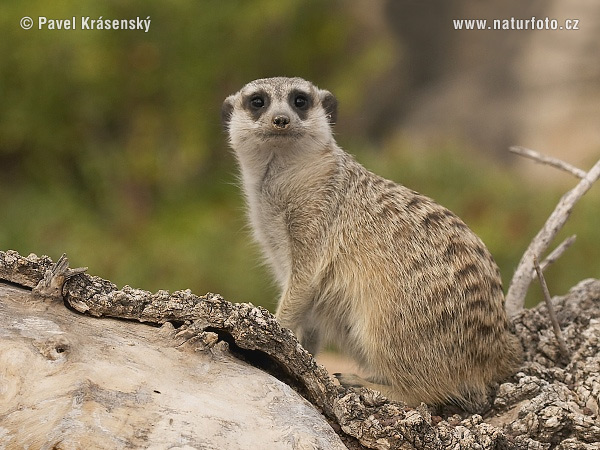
left=221, top=77, right=522, bottom=411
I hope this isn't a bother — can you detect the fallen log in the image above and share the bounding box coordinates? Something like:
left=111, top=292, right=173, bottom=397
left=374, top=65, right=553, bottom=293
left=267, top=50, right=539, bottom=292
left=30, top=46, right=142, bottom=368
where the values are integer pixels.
left=1, top=250, right=599, bottom=449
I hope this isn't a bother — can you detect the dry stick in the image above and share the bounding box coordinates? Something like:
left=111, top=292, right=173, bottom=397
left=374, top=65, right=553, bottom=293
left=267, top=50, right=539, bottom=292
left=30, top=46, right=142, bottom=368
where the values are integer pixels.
left=505, top=156, right=600, bottom=318
left=509, top=146, right=587, bottom=179
left=533, top=256, right=569, bottom=358
left=533, top=234, right=577, bottom=276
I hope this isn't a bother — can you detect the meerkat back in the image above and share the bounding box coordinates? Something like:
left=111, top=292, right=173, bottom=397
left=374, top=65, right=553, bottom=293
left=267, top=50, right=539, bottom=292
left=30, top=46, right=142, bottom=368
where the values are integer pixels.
left=222, top=77, right=522, bottom=411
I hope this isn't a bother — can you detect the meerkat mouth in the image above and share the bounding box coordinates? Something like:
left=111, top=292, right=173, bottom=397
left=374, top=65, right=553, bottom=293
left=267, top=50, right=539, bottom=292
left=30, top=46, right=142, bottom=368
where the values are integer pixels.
left=259, top=129, right=303, bottom=140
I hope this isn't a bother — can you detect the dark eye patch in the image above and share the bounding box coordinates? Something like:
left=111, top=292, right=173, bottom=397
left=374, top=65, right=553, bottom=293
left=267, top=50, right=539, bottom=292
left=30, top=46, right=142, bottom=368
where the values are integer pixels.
left=288, top=90, right=311, bottom=119
left=243, top=90, right=270, bottom=120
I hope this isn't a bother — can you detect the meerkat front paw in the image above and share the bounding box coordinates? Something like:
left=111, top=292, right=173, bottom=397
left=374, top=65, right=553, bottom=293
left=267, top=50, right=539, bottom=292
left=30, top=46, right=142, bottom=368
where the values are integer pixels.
left=334, top=372, right=369, bottom=388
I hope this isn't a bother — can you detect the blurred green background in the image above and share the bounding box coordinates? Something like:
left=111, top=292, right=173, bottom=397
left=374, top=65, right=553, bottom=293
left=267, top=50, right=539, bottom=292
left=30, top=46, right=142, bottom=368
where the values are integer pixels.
left=1, top=1, right=598, bottom=312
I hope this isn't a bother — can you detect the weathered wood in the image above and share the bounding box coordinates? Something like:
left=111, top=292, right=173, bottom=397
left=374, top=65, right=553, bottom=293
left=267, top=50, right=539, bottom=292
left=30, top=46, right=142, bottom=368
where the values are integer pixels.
left=0, top=282, right=348, bottom=449
left=1, top=250, right=599, bottom=449
left=509, top=147, right=587, bottom=179
left=506, top=154, right=600, bottom=317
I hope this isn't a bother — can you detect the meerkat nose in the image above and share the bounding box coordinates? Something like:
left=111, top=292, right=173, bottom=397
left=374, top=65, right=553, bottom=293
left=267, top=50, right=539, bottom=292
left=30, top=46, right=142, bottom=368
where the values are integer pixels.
left=272, top=115, right=291, bottom=129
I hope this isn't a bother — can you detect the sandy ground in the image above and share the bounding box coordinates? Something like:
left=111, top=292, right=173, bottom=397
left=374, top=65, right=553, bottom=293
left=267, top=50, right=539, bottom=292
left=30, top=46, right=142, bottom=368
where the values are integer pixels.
left=316, top=351, right=365, bottom=379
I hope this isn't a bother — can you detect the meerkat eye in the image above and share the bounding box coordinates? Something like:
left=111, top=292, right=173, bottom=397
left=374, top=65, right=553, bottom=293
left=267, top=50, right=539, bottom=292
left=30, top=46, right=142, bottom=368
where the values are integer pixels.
left=294, top=94, right=308, bottom=109
left=250, top=96, right=265, bottom=109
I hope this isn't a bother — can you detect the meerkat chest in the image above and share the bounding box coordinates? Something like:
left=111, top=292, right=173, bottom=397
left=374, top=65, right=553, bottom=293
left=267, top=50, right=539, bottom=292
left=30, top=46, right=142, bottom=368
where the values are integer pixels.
left=250, top=167, right=328, bottom=237
left=246, top=174, right=334, bottom=286
left=242, top=192, right=288, bottom=278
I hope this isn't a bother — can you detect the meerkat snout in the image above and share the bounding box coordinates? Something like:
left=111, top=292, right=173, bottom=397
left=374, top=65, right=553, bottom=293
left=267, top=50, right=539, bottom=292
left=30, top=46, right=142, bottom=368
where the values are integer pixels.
left=272, top=114, right=290, bottom=129
left=222, top=77, right=522, bottom=412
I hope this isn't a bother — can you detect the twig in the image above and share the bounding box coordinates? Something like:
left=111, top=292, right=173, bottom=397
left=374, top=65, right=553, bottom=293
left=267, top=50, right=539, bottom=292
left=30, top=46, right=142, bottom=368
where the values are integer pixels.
left=533, top=256, right=569, bottom=358
left=506, top=155, right=600, bottom=318
left=532, top=235, right=577, bottom=276
left=33, top=253, right=87, bottom=300
left=509, top=146, right=587, bottom=179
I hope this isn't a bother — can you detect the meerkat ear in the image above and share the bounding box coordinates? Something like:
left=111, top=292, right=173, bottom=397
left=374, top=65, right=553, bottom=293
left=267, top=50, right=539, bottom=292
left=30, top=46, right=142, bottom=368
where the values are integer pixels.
left=221, top=96, right=235, bottom=130
left=319, top=90, right=337, bottom=126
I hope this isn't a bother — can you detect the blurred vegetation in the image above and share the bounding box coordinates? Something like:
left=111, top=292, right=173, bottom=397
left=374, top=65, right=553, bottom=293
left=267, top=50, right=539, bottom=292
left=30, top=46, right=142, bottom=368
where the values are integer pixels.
left=1, top=1, right=598, bottom=312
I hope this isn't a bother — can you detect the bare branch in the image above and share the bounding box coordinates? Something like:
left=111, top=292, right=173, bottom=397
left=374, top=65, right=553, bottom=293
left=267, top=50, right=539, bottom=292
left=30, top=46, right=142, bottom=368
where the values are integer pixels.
left=532, top=235, right=577, bottom=276
left=509, top=146, right=587, bottom=179
left=506, top=156, right=600, bottom=318
left=533, top=256, right=569, bottom=358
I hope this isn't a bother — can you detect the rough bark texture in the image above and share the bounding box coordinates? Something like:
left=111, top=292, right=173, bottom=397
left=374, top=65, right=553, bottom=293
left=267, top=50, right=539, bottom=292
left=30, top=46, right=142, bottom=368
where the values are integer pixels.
left=0, top=250, right=599, bottom=449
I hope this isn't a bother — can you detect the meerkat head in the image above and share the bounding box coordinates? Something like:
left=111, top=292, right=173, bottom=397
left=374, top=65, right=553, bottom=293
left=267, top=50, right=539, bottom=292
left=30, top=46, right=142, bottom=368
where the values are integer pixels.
left=221, top=77, right=337, bottom=159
